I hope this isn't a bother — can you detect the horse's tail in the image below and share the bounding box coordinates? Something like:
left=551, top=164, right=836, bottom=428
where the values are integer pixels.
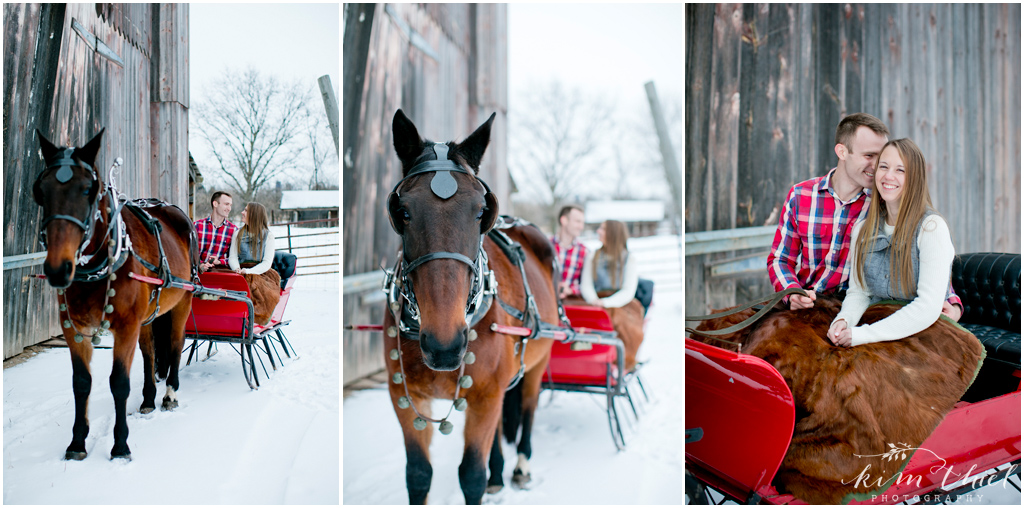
left=502, top=378, right=523, bottom=444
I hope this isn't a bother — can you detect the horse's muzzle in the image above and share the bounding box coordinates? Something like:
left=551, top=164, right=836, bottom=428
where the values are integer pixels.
left=420, top=328, right=468, bottom=371
left=44, top=260, right=74, bottom=289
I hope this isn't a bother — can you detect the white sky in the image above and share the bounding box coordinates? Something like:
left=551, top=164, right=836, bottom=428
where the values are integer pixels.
left=507, top=3, right=683, bottom=203
left=188, top=3, right=340, bottom=190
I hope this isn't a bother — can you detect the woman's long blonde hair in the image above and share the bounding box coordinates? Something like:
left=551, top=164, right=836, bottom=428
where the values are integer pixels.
left=594, top=220, right=630, bottom=288
left=853, top=138, right=941, bottom=298
left=240, top=202, right=270, bottom=257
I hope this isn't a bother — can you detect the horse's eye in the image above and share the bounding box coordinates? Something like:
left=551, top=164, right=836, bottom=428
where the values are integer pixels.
left=477, top=208, right=486, bottom=220
left=401, top=209, right=411, bottom=221
left=82, top=185, right=91, bottom=196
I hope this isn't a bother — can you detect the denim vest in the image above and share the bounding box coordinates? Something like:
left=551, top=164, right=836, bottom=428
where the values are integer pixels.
left=594, top=251, right=628, bottom=292
left=861, top=211, right=949, bottom=303
left=238, top=229, right=268, bottom=264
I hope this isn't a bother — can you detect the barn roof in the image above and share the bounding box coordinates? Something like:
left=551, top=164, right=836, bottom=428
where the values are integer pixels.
left=584, top=200, right=666, bottom=223
left=280, top=190, right=339, bottom=210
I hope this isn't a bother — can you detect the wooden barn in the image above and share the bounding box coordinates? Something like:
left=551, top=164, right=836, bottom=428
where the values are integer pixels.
left=342, top=4, right=508, bottom=384
left=685, top=4, right=1021, bottom=314
left=3, top=4, right=189, bottom=358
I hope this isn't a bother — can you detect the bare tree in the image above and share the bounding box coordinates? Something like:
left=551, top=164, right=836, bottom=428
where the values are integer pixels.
left=509, top=80, right=617, bottom=228
left=305, top=108, right=338, bottom=190
left=193, top=67, right=311, bottom=202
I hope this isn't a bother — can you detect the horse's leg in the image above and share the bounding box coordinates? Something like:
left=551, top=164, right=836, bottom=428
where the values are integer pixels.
left=109, top=326, right=140, bottom=460
left=392, top=391, right=434, bottom=504
left=161, top=298, right=189, bottom=410
left=461, top=395, right=502, bottom=504
left=138, top=324, right=158, bottom=413
left=512, top=363, right=546, bottom=489
left=486, top=426, right=505, bottom=494
left=64, top=336, right=94, bottom=460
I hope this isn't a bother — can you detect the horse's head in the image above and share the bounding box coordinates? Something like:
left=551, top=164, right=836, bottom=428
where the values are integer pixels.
left=389, top=109, right=498, bottom=371
left=34, top=129, right=105, bottom=288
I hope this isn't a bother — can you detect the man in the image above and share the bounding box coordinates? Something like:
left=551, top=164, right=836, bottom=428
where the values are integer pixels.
left=194, top=191, right=237, bottom=273
left=551, top=205, right=587, bottom=299
left=768, top=113, right=962, bottom=320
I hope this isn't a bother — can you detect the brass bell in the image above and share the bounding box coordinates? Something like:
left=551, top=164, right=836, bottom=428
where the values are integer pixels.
left=57, top=289, right=64, bottom=295
left=386, top=326, right=398, bottom=338
left=413, top=417, right=427, bottom=431
left=454, top=398, right=468, bottom=411
left=107, top=288, right=116, bottom=297
left=464, top=352, right=476, bottom=365
left=63, top=320, right=72, bottom=328
left=59, top=303, right=67, bottom=311
left=392, top=372, right=403, bottom=384
left=439, top=420, right=454, bottom=435
left=459, top=375, right=473, bottom=389
left=389, top=348, right=400, bottom=360
left=91, top=335, right=101, bottom=346
left=109, top=273, right=117, bottom=281
left=397, top=396, right=410, bottom=409
left=74, top=334, right=84, bottom=343
left=104, top=304, right=114, bottom=314
left=467, top=329, right=478, bottom=341
left=101, top=320, right=110, bottom=329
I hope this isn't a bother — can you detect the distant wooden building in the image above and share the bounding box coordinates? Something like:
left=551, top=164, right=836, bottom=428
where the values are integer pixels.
left=585, top=200, right=667, bottom=238
left=279, top=190, right=339, bottom=226
left=343, top=3, right=508, bottom=384
left=3, top=4, right=189, bottom=358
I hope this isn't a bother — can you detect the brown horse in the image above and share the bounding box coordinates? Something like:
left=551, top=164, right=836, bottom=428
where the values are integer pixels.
left=382, top=110, right=558, bottom=504
left=34, top=130, right=196, bottom=461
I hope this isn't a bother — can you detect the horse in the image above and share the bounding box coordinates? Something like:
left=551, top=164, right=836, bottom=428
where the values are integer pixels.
left=381, top=109, right=559, bottom=504
left=34, top=129, right=197, bottom=461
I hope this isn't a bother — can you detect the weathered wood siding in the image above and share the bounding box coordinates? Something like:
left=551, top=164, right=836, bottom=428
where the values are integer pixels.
left=342, top=3, right=508, bottom=385
left=3, top=3, right=189, bottom=358
left=685, top=4, right=1021, bottom=313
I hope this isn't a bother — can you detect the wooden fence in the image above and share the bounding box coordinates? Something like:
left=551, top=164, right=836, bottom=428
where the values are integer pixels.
left=342, top=3, right=508, bottom=385
left=3, top=3, right=189, bottom=358
left=686, top=3, right=1021, bottom=313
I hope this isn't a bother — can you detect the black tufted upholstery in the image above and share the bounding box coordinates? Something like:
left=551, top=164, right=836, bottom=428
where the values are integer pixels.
left=273, top=251, right=297, bottom=289
left=950, top=253, right=1021, bottom=369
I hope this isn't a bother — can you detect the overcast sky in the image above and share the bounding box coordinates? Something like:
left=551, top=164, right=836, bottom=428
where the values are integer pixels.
left=507, top=3, right=683, bottom=203
left=188, top=3, right=340, bottom=191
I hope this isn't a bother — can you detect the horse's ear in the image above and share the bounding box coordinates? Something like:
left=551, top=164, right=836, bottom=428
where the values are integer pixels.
left=457, top=113, right=496, bottom=172
left=75, top=128, right=105, bottom=167
left=393, top=109, right=423, bottom=174
left=37, top=129, right=60, bottom=161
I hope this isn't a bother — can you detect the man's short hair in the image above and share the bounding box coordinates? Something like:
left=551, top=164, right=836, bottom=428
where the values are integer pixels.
left=834, top=113, right=890, bottom=150
left=210, top=191, right=231, bottom=206
left=557, top=204, right=584, bottom=221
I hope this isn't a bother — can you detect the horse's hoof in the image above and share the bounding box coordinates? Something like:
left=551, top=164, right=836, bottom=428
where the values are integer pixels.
left=64, top=450, right=87, bottom=461
left=140, top=405, right=155, bottom=414
left=512, top=471, right=531, bottom=490
left=110, top=454, right=132, bottom=463
left=162, top=397, right=178, bottom=410
left=485, top=484, right=503, bottom=495
left=110, top=445, right=131, bottom=461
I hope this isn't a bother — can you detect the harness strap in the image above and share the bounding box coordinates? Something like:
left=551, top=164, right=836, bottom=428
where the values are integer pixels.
left=403, top=251, right=478, bottom=277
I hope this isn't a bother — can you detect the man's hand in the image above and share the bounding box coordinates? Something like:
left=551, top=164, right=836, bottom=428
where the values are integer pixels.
left=199, top=262, right=213, bottom=272
left=827, top=318, right=853, bottom=347
left=941, top=301, right=963, bottom=322
left=558, top=282, right=571, bottom=300
left=789, top=290, right=817, bottom=310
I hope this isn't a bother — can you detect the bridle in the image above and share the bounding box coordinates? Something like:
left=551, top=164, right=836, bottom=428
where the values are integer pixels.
left=384, top=142, right=498, bottom=338
left=34, top=148, right=103, bottom=260
left=33, top=148, right=132, bottom=282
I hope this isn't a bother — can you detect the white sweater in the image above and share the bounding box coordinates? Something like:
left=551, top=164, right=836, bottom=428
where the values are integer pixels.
left=227, top=229, right=276, bottom=275
left=832, top=215, right=955, bottom=346
left=580, top=249, right=639, bottom=309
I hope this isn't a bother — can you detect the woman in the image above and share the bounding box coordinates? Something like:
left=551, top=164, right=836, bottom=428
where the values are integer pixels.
left=580, top=220, right=645, bottom=371
left=828, top=138, right=955, bottom=347
left=228, top=202, right=280, bottom=325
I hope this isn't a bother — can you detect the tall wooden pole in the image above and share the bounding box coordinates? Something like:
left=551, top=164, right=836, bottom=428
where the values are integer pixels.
left=318, top=74, right=340, bottom=155
left=644, top=81, right=682, bottom=233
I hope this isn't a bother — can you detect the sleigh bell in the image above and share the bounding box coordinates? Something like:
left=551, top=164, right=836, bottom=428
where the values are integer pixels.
left=413, top=417, right=428, bottom=431
left=438, top=420, right=454, bottom=435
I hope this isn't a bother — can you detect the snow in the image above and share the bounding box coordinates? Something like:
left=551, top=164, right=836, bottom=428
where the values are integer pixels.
left=2, top=273, right=340, bottom=504
left=342, top=288, right=683, bottom=504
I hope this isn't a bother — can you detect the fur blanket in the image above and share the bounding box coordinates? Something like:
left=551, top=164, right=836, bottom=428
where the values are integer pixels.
left=243, top=268, right=281, bottom=326
left=695, top=297, right=984, bottom=504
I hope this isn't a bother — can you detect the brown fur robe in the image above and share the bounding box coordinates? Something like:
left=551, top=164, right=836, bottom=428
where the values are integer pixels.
left=241, top=262, right=281, bottom=326
left=566, top=295, right=646, bottom=372
left=695, top=297, right=984, bottom=504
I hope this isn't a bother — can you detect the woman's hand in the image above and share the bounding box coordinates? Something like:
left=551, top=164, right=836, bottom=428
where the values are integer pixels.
left=234, top=268, right=244, bottom=275
left=828, top=319, right=853, bottom=347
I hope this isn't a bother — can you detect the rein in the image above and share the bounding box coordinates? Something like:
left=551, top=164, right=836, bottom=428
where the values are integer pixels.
left=684, top=287, right=808, bottom=348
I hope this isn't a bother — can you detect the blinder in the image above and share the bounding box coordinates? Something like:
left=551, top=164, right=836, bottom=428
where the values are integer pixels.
left=34, top=146, right=102, bottom=253
left=386, top=142, right=498, bottom=235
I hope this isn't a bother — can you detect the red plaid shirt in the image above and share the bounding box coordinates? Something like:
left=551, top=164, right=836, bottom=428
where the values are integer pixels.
left=551, top=236, right=587, bottom=296
left=194, top=216, right=237, bottom=266
left=768, top=168, right=961, bottom=307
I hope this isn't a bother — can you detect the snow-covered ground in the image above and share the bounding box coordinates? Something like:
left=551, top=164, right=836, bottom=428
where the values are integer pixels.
left=343, top=288, right=683, bottom=504
left=2, top=274, right=340, bottom=504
